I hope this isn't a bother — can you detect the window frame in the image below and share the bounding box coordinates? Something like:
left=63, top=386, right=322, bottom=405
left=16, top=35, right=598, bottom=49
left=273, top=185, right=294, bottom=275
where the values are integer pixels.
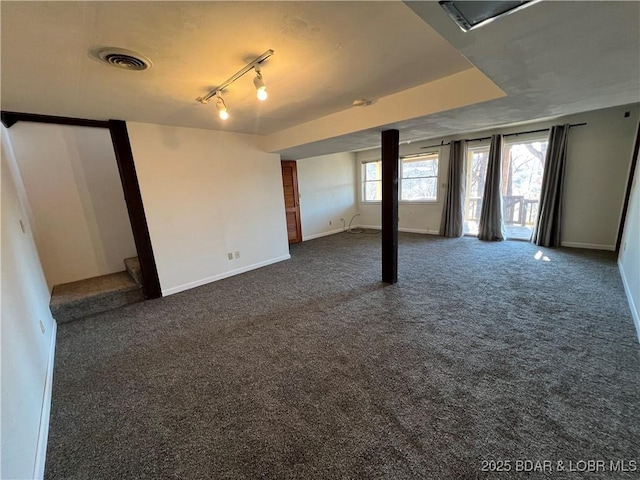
left=399, top=151, right=440, bottom=203
left=465, top=141, right=492, bottom=201
left=360, top=149, right=442, bottom=204
left=361, top=159, right=383, bottom=203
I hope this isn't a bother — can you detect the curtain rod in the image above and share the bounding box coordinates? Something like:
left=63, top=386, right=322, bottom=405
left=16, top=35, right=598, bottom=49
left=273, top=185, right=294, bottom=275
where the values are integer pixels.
left=419, top=141, right=451, bottom=150
left=419, top=122, right=587, bottom=148
left=464, top=122, right=587, bottom=144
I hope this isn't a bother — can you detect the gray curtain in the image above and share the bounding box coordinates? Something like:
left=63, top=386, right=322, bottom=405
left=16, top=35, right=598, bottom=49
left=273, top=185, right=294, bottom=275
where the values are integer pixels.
left=440, top=140, right=467, bottom=237
left=533, top=124, right=570, bottom=247
left=478, top=135, right=505, bottom=241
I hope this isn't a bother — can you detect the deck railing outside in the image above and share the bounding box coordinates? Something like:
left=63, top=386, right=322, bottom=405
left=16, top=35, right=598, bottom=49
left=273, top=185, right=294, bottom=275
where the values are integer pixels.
left=466, top=196, right=540, bottom=227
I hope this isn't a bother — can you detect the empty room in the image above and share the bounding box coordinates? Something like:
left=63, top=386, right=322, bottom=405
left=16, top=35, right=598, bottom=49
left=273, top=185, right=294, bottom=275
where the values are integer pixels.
left=2, top=1, right=639, bottom=479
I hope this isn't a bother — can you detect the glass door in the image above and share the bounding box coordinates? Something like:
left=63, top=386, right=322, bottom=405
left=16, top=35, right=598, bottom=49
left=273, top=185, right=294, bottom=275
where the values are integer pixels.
left=463, top=135, right=548, bottom=239
left=501, top=137, right=548, bottom=240
left=463, top=143, right=490, bottom=235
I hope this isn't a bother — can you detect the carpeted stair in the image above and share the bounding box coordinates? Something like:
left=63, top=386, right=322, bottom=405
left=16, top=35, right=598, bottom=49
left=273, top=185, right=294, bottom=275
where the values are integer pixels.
left=50, top=258, right=144, bottom=324
left=124, top=256, right=142, bottom=286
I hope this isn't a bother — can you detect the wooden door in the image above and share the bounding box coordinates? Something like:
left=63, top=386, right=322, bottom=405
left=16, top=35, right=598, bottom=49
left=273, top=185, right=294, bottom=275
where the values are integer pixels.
left=281, top=160, right=302, bottom=244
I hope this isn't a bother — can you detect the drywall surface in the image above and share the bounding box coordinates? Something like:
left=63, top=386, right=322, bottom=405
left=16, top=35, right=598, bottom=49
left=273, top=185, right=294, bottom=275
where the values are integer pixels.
left=296, top=152, right=358, bottom=240
left=561, top=106, right=639, bottom=249
left=127, top=122, right=290, bottom=296
left=355, top=104, right=640, bottom=247
left=5, top=123, right=136, bottom=288
left=356, top=145, right=448, bottom=234
left=262, top=67, right=505, bottom=155
left=618, top=137, right=640, bottom=342
left=1, top=139, right=56, bottom=479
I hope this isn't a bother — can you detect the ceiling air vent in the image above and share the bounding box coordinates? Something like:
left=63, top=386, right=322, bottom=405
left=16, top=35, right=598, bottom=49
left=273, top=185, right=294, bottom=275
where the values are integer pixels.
left=94, top=48, right=152, bottom=71
left=439, top=1, right=541, bottom=32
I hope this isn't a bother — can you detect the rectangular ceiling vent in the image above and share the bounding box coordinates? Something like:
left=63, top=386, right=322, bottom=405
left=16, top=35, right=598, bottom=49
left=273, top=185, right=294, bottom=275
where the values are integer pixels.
left=439, top=1, right=540, bottom=32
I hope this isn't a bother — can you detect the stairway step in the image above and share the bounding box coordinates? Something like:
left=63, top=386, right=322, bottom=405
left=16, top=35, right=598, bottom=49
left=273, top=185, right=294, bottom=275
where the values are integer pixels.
left=50, top=271, right=144, bottom=324
left=124, top=256, right=143, bottom=285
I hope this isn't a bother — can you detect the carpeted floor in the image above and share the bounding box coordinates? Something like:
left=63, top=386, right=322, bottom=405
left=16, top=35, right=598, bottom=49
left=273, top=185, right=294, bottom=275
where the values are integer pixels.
left=45, top=233, right=640, bottom=479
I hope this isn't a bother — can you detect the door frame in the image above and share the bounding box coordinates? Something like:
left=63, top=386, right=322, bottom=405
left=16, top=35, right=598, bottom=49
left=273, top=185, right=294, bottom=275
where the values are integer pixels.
left=1, top=111, right=162, bottom=299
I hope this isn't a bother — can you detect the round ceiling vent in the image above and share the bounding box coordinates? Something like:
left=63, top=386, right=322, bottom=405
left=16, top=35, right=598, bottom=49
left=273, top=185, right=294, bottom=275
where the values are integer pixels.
left=94, top=48, right=152, bottom=71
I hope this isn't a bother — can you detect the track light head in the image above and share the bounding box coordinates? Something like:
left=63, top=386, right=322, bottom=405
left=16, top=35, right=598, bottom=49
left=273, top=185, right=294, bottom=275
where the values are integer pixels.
left=216, top=93, right=229, bottom=120
left=254, top=65, right=268, bottom=101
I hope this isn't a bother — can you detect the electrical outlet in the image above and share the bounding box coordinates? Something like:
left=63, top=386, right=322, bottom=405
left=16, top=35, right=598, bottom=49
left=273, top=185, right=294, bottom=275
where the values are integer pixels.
left=39, top=320, right=45, bottom=334
left=228, top=252, right=233, bottom=260
left=235, top=251, right=240, bottom=259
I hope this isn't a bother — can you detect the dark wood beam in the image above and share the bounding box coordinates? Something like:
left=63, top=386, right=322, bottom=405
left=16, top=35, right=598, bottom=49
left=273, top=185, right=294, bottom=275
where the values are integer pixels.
left=1, top=111, right=19, bottom=128
left=381, top=129, right=399, bottom=284
left=108, top=120, right=162, bottom=299
left=1, top=111, right=109, bottom=129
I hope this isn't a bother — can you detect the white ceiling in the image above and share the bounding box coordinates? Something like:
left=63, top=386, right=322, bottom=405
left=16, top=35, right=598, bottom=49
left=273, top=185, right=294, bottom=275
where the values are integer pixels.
left=1, top=1, right=471, bottom=134
left=2, top=1, right=639, bottom=159
left=276, top=0, right=640, bottom=158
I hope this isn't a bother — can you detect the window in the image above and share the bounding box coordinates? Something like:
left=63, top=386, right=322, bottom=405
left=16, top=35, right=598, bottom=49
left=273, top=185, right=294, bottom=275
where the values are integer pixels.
left=362, top=160, right=382, bottom=202
left=361, top=152, right=440, bottom=203
left=401, top=152, right=439, bottom=202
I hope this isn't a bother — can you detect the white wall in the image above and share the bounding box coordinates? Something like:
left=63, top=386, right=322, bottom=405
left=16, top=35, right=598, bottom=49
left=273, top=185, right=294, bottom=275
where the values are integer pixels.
left=5, top=123, right=137, bottom=289
left=561, top=106, right=638, bottom=249
left=1, top=139, right=57, bottom=479
left=354, top=104, right=640, bottom=247
left=127, top=122, right=290, bottom=296
left=296, top=152, right=358, bottom=240
left=618, top=133, right=640, bottom=343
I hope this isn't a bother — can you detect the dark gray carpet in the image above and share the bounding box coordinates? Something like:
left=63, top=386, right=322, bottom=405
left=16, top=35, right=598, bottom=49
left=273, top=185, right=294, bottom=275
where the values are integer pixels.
left=45, top=233, right=640, bottom=479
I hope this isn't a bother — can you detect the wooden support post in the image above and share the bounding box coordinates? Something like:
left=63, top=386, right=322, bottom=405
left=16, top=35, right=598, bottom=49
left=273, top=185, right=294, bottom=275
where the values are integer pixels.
left=381, top=129, right=399, bottom=284
left=109, top=120, right=162, bottom=299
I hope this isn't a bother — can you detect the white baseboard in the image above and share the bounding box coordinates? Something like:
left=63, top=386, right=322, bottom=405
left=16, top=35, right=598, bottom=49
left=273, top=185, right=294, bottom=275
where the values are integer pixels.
left=618, top=259, right=640, bottom=345
left=303, top=227, right=346, bottom=241
left=356, top=224, right=440, bottom=235
left=560, top=241, right=615, bottom=251
left=400, top=227, right=440, bottom=235
left=33, top=320, right=57, bottom=480
left=162, top=254, right=291, bottom=296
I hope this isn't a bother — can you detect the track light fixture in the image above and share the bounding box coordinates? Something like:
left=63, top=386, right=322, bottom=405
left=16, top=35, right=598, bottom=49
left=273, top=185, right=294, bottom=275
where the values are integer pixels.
left=216, top=93, right=229, bottom=120
left=196, top=49, right=274, bottom=120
